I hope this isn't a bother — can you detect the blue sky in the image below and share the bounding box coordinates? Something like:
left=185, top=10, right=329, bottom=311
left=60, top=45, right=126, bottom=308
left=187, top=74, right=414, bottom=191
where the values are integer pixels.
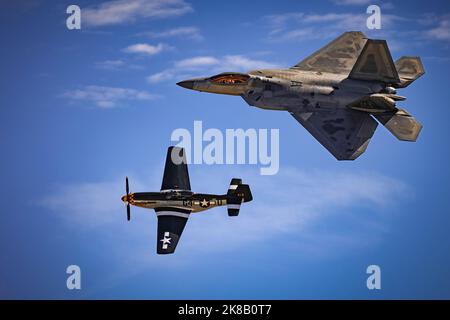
left=1, top=0, right=450, bottom=299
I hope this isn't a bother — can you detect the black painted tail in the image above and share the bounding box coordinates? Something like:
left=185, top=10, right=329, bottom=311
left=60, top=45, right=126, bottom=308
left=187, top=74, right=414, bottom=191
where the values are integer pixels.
left=226, top=178, right=252, bottom=216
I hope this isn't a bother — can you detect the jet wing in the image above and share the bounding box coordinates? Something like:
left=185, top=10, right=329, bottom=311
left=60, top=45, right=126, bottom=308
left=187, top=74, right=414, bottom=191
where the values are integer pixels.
left=292, top=31, right=368, bottom=76
left=289, top=108, right=378, bottom=160
left=156, top=208, right=190, bottom=254
left=161, top=146, right=191, bottom=191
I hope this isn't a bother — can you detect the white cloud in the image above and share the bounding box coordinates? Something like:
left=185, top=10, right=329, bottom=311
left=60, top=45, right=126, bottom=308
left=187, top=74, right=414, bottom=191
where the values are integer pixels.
left=333, top=0, right=370, bottom=5
left=147, top=55, right=281, bottom=83
left=264, top=12, right=405, bottom=42
left=185, top=167, right=408, bottom=255
left=62, top=85, right=160, bottom=108
left=94, top=59, right=144, bottom=71
left=423, top=55, right=450, bottom=62
left=41, top=167, right=408, bottom=256
left=94, top=59, right=125, bottom=70
left=123, top=43, right=169, bottom=56
left=41, top=181, right=124, bottom=227
left=426, top=19, right=450, bottom=41
left=174, top=56, right=220, bottom=69
left=146, top=70, right=177, bottom=83
left=302, top=13, right=363, bottom=23
left=141, top=26, right=203, bottom=41
left=39, top=166, right=410, bottom=291
left=275, top=27, right=315, bottom=41
left=221, top=55, right=280, bottom=70
left=333, top=0, right=395, bottom=8
left=83, top=0, right=193, bottom=27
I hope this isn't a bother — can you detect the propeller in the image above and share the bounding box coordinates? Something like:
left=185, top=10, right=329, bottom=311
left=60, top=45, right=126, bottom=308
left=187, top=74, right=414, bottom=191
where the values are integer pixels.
left=125, top=177, right=131, bottom=221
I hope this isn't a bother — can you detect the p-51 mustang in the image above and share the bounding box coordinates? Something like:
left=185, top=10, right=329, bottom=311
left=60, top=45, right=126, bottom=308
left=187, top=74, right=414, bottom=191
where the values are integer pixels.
left=121, top=146, right=253, bottom=254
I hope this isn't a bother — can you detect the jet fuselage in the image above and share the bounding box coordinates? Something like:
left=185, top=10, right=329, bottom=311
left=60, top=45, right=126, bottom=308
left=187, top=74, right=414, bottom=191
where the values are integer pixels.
left=177, top=69, right=389, bottom=112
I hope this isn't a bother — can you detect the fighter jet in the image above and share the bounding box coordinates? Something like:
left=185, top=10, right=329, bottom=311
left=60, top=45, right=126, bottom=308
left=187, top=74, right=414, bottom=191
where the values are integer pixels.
left=177, top=31, right=424, bottom=160
left=121, top=146, right=252, bottom=254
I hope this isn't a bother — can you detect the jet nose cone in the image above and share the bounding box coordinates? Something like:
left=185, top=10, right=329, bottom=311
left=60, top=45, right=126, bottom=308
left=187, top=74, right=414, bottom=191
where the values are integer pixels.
left=177, top=80, right=195, bottom=90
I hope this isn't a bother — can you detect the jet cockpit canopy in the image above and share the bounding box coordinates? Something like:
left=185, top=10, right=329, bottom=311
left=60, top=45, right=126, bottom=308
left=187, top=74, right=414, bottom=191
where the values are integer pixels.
left=209, top=72, right=250, bottom=85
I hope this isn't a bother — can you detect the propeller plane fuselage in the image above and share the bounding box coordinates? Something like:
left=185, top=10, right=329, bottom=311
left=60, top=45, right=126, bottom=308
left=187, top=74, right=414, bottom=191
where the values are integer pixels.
left=122, top=190, right=231, bottom=213
left=121, top=147, right=252, bottom=254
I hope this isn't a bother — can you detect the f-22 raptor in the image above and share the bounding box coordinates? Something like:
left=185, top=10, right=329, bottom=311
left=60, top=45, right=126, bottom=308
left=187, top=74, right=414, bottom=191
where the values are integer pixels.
left=178, top=31, right=425, bottom=160
left=121, top=146, right=252, bottom=254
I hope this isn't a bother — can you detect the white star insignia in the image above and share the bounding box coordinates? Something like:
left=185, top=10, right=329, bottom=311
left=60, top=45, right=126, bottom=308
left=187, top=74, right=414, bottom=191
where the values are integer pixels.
left=200, top=199, right=209, bottom=207
left=160, top=237, right=171, bottom=245
left=160, top=231, right=172, bottom=249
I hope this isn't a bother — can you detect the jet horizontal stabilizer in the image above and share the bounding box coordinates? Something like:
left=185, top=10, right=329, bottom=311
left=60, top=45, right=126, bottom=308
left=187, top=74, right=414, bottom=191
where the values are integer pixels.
left=373, top=108, right=422, bottom=141
left=394, top=56, right=425, bottom=88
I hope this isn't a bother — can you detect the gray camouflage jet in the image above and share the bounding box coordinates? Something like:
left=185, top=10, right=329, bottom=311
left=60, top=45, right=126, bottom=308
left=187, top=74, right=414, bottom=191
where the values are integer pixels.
left=177, top=31, right=424, bottom=160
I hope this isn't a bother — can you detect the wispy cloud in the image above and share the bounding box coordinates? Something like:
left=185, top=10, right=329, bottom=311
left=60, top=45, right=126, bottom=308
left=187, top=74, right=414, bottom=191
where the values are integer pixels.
left=423, top=55, right=450, bottom=62
left=41, top=167, right=408, bottom=256
left=264, top=11, right=405, bottom=42
left=332, top=0, right=370, bottom=5
left=333, top=0, right=394, bottom=9
left=83, top=0, right=193, bottom=27
left=174, top=56, right=220, bottom=69
left=39, top=166, right=409, bottom=293
left=94, top=59, right=125, bottom=70
left=123, top=43, right=170, bottom=56
left=425, top=18, right=450, bottom=41
left=139, top=26, right=203, bottom=41
left=94, top=59, right=146, bottom=71
left=146, top=70, right=178, bottom=83
left=62, top=85, right=160, bottom=108
left=42, top=181, right=125, bottom=227
left=147, top=55, right=281, bottom=83
left=184, top=167, right=408, bottom=255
